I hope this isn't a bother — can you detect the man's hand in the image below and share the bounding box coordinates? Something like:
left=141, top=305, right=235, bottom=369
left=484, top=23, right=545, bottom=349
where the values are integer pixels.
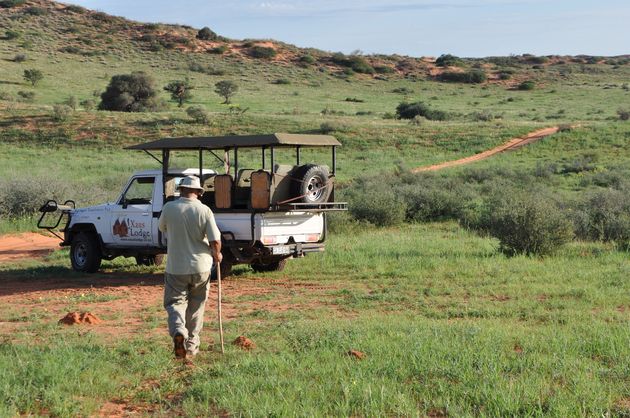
left=209, top=240, right=222, bottom=265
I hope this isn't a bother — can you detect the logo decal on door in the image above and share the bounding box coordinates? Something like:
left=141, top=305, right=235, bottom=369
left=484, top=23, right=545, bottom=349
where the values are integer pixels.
left=113, top=218, right=151, bottom=241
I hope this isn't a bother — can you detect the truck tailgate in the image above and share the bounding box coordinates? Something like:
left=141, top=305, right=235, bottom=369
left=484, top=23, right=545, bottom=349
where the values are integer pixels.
left=214, top=212, right=324, bottom=244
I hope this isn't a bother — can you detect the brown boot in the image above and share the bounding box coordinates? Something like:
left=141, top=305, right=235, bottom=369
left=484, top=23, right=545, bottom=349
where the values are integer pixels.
left=173, top=333, right=186, bottom=359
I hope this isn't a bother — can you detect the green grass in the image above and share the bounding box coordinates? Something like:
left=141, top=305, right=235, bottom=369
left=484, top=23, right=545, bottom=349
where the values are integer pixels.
left=0, top=224, right=628, bottom=416
left=0, top=3, right=629, bottom=416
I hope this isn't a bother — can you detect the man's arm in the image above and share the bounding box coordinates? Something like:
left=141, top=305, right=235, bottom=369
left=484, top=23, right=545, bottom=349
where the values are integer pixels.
left=209, top=240, right=222, bottom=265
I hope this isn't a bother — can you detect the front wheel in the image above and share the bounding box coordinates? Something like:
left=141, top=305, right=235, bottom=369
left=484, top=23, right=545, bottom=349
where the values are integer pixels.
left=70, top=232, right=102, bottom=273
left=251, top=258, right=287, bottom=273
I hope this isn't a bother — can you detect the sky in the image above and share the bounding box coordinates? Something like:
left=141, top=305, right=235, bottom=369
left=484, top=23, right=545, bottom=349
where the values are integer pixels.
left=65, top=0, right=630, bottom=57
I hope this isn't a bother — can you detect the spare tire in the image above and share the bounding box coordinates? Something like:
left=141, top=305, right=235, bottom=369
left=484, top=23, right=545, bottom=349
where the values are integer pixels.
left=291, top=164, right=331, bottom=204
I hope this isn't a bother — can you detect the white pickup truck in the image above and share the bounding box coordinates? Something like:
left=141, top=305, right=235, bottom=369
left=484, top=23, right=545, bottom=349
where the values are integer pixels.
left=39, top=133, right=347, bottom=275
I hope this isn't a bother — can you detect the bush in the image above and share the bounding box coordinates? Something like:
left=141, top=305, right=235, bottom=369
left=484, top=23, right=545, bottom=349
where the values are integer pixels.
left=99, top=72, right=165, bottom=112
left=481, top=193, right=573, bottom=256
left=64, top=4, right=85, bottom=13
left=396, top=101, right=449, bottom=121
left=392, top=87, right=413, bottom=95
left=435, top=54, right=464, bottom=67
left=23, top=6, right=47, bottom=15
left=52, top=104, right=72, bottom=122
left=272, top=78, right=291, bottom=85
left=349, top=185, right=406, bottom=227
left=23, top=68, right=43, bottom=86
left=0, top=0, right=26, bottom=8
left=214, top=80, right=238, bottom=104
left=573, top=189, right=630, bottom=248
left=12, top=53, right=26, bottom=62
left=186, top=106, right=210, bottom=124
left=164, top=78, right=194, bottom=107
left=617, top=109, right=630, bottom=121
left=319, top=122, right=338, bottom=134
left=196, top=26, right=218, bottom=41
left=249, top=46, right=276, bottom=59
left=4, top=30, right=20, bottom=40
left=518, top=80, right=536, bottom=90
left=331, top=53, right=375, bottom=74
left=209, top=45, right=228, bottom=54
left=0, top=177, right=74, bottom=218
left=16, top=90, right=34, bottom=101
left=80, top=98, right=96, bottom=110
left=374, top=65, right=394, bottom=74
left=440, top=70, right=487, bottom=84
left=63, top=95, right=79, bottom=111
left=299, top=55, right=316, bottom=64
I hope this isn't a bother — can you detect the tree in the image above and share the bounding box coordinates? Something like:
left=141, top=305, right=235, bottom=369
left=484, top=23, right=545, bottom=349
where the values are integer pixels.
left=196, top=26, right=218, bottom=41
left=99, top=72, right=164, bottom=112
left=164, top=78, right=194, bottom=107
left=214, top=80, right=238, bottom=104
left=23, top=69, right=43, bottom=86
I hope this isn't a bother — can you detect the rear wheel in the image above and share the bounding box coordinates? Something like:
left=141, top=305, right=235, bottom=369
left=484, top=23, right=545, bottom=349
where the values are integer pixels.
left=70, top=232, right=102, bottom=273
left=251, top=258, right=287, bottom=273
left=135, top=254, right=164, bottom=266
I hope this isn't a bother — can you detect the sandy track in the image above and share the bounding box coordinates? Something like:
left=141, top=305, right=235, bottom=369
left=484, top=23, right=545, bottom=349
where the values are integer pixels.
left=412, top=126, right=560, bottom=172
left=0, top=232, right=61, bottom=263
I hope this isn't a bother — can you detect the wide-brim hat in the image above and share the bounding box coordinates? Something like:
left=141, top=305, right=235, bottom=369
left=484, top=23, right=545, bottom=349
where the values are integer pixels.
left=177, top=176, right=204, bottom=194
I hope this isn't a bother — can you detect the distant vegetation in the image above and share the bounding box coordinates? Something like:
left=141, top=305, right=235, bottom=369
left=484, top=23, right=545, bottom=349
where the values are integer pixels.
left=99, top=72, right=165, bottom=112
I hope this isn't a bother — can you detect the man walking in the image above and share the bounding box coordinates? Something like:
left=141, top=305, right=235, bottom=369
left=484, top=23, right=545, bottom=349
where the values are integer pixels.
left=158, top=175, right=222, bottom=359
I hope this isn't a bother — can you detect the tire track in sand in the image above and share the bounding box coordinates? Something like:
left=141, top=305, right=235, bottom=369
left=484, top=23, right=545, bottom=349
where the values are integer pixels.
left=412, top=126, right=560, bottom=173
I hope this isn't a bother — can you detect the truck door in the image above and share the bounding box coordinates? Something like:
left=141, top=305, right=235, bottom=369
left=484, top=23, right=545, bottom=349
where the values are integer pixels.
left=110, top=176, right=156, bottom=247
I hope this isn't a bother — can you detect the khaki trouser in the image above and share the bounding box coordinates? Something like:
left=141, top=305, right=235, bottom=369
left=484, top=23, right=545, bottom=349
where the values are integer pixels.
left=163, top=271, right=211, bottom=355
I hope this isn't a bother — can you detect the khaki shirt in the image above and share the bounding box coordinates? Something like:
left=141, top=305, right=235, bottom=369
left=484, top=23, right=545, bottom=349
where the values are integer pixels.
left=158, top=197, right=221, bottom=275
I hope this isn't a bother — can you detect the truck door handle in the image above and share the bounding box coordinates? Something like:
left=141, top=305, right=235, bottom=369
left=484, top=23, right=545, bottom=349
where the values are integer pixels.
left=142, top=213, right=150, bottom=216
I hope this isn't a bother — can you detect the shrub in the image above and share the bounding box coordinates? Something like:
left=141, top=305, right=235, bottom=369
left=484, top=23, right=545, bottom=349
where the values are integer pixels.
left=23, top=6, right=47, bottom=15
left=319, top=122, right=338, bottom=134
left=52, top=104, right=72, bottom=122
left=12, top=53, right=26, bottom=62
left=374, top=65, right=394, bottom=74
left=164, top=78, right=194, bottom=107
left=0, top=0, right=26, bottom=8
left=518, top=80, right=536, bottom=90
left=349, top=185, right=406, bottom=227
left=435, top=54, right=464, bottom=67
left=59, top=46, right=82, bottom=54
left=23, top=68, right=43, bottom=86
left=196, top=26, right=219, bottom=41
left=344, top=97, right=364, bottom=103
left=392, top=87, right=413, bottom=95
left=331, top=53, right=375, bottom=74
left=299, top=55, right=315, bottom=64
left=188, top=62, right=206, bottom=73
left=209, top=45, right=228, bottom=54
left=396, top=101, right=449, bottom=121
left=249, top=46, right=276, bottom=59
left=99, top=72, right=165, bottom=112
left=573, top=189, right=630, bottom=248
left=80, top=98, right=96, bottom=110
left=440, top=70, right=487, bottom=84
left=63, top=95, right=79, bottom=111
left=617, top=109, right=630, bottom=121
left=481, top=193, right=573, bottom=256
left=16, top=90, right=34, bottom=101
left=272, top=78, right=291, bottom=85
left=186, top=106, right=210, bottom=124
left=4, top=30, right=20, bottom=40
left=214, top=80, right=238, bottom=104
left=64, top=4, right=85, bottom=13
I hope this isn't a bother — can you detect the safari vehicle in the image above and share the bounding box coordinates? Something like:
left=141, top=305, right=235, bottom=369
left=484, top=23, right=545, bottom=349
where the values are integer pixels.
left=38, top=133, right=347, bottom=275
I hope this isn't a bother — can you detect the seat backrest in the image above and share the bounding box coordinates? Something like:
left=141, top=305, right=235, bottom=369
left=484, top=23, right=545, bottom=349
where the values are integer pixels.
left=251, top=170, right=271, bottom=209
left=214, top=174, right=233, bottom=209
left=236, top=169, right=256, bottom=188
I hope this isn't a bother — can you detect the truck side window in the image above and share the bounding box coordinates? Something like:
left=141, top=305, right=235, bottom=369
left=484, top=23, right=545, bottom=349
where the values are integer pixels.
left=120, top=177, right=155, bottom=206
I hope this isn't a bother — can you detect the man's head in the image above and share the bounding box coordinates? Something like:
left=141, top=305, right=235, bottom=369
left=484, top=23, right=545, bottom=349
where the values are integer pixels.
left=177, top=176, right=204, bottom=199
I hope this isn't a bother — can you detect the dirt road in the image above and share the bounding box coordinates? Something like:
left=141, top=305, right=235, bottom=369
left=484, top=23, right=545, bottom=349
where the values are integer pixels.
left=0, top=232, right=61, bottom=263
left=412, top=126, right=560, bottom=172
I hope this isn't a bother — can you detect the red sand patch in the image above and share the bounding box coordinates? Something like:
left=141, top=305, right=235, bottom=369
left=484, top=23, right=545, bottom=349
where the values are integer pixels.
left=0, top=232, right=60, bottom=263
left=347, top=349, right=366, bottom=360
left=233, top=335, right=255, bottom=350
left=59, top=311, right=102, bottom=325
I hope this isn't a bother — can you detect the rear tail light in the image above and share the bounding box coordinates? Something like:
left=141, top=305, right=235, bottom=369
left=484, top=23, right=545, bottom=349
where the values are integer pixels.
left=262, top=236, right=277, bottom=245
left=305, top=234, right=321, bottom=242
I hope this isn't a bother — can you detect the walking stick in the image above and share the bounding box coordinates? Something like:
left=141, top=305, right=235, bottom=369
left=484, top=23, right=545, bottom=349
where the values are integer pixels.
left=216, top=261, right=225, bottom=354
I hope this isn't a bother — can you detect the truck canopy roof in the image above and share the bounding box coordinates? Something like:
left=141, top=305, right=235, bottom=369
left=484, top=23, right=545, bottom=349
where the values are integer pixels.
left=126, top=133, right=341, bottom=151
left=133, top=168, right=216, bottom=177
